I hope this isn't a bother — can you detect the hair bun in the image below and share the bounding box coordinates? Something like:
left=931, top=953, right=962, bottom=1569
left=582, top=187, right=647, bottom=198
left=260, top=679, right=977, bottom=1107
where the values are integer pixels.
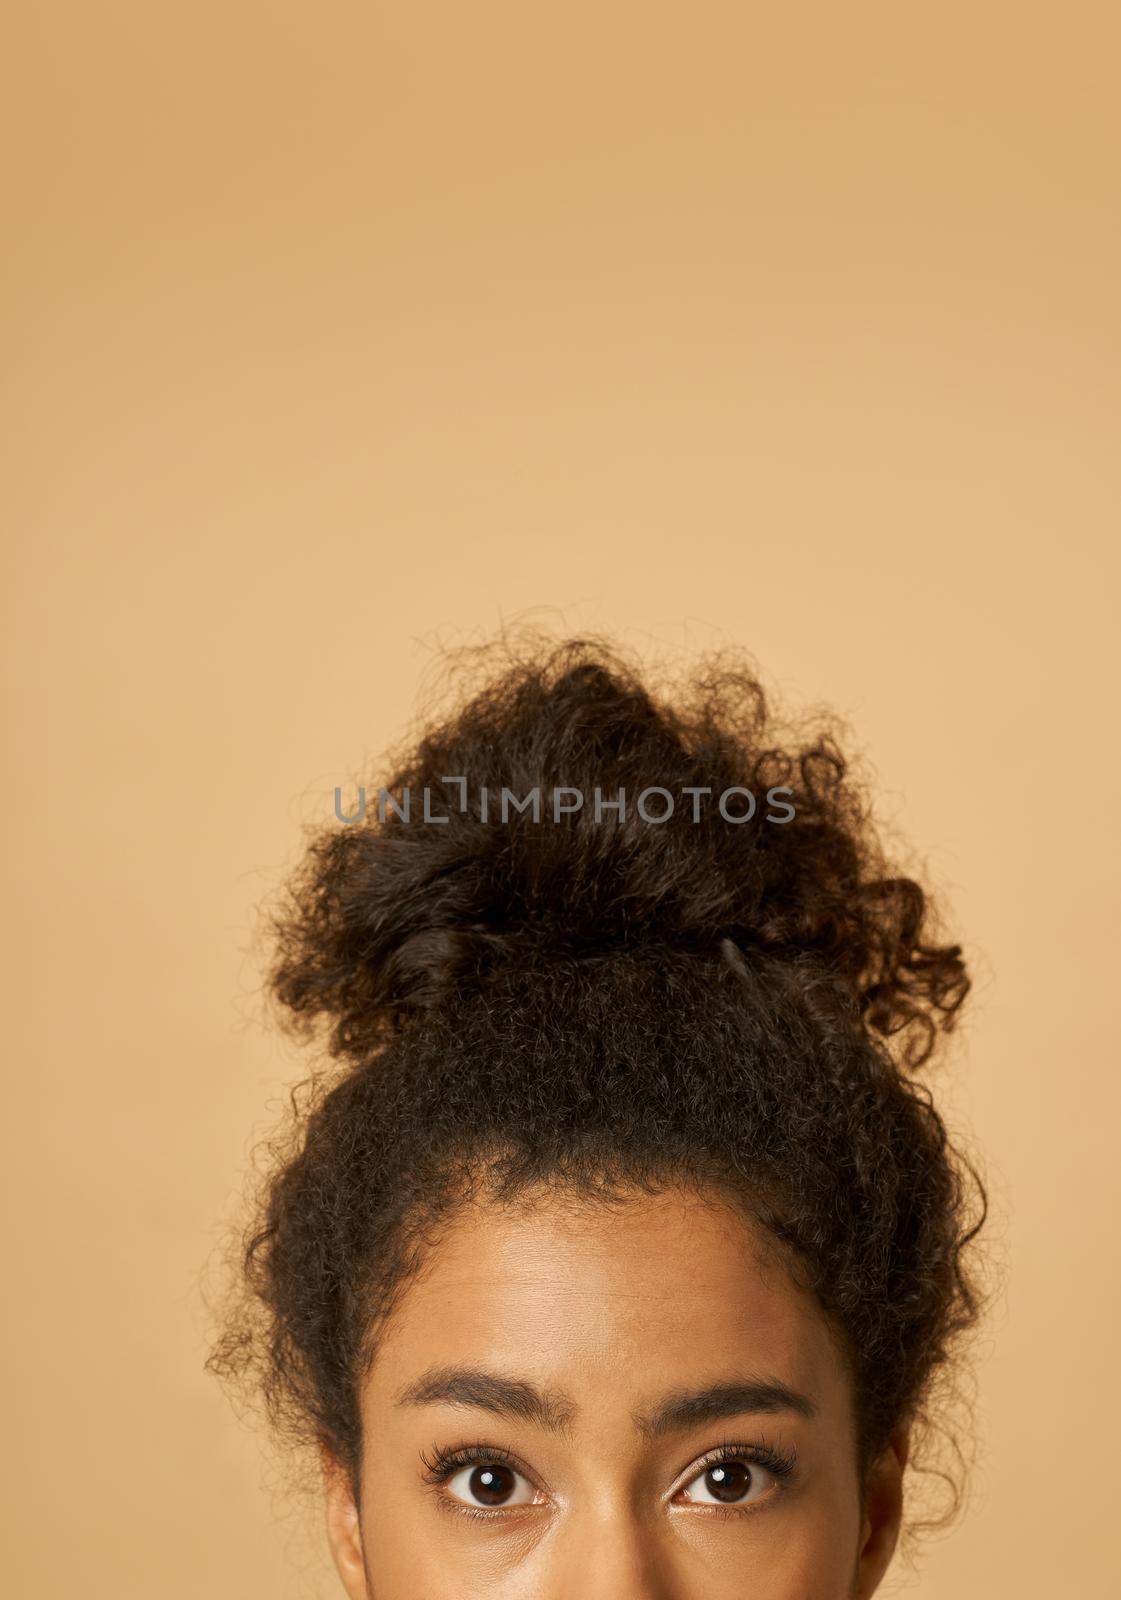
left=270, top=637, right=968, bottom=1068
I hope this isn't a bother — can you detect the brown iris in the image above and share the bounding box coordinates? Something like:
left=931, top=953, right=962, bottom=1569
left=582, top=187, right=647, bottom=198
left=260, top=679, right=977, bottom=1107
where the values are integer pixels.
left=468, top=1463, right=518, bottom=1505
left=704, top=1461, right=754, bottom=1503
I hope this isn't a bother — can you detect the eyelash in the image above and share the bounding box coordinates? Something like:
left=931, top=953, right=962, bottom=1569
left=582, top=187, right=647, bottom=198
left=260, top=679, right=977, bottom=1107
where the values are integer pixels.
left=418, top=1437, right=798, bottom=1522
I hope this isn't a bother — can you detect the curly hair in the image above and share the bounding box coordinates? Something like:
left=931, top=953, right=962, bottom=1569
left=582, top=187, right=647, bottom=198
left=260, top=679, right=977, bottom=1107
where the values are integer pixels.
left=209, top=632, right=986, bottom=1527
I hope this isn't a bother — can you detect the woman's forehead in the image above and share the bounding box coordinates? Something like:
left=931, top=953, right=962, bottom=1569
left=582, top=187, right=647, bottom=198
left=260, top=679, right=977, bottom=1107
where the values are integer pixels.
left=365, top=1185, right=848, bottom=1418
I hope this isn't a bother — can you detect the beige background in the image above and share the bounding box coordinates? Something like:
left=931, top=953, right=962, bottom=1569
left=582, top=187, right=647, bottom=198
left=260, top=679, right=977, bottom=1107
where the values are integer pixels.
left=4, top=3, right=1119, bottom=1595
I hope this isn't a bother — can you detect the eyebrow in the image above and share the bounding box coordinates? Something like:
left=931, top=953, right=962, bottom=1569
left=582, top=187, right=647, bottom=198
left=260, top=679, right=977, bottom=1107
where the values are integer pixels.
left=634, top=1379, right=818, bottom=1438
left=394, top=1366, right=817, bottom=1437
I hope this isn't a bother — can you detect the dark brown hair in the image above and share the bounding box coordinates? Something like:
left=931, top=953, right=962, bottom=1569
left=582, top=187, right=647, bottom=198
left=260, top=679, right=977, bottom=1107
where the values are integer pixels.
left=210, top=633, right=986, bottom=1525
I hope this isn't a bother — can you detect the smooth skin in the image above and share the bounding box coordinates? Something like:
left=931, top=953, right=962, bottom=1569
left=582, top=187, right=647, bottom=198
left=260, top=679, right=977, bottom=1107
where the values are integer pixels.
left=324, top=1183, right=907, bottom=1599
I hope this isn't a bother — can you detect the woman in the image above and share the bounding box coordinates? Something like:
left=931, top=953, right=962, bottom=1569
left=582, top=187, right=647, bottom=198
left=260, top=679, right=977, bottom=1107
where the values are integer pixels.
left=210, top=634, right=986, bottom=1598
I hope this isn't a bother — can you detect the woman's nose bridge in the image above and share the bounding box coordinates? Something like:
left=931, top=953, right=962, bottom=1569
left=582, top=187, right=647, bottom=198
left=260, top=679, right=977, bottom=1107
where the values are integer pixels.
left=550, top=1500, right=682, bottom=1600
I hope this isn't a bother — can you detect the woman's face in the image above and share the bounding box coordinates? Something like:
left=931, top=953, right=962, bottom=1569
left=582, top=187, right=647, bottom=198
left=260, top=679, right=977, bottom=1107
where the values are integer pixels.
left=324, top=1184, right=905, bottom=1600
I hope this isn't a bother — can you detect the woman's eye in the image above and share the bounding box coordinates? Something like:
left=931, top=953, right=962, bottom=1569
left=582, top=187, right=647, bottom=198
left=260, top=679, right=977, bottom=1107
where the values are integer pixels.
left=445, top=1461, right=537, bottom=1509
left=679, top=1458, right=774, bottom=1506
